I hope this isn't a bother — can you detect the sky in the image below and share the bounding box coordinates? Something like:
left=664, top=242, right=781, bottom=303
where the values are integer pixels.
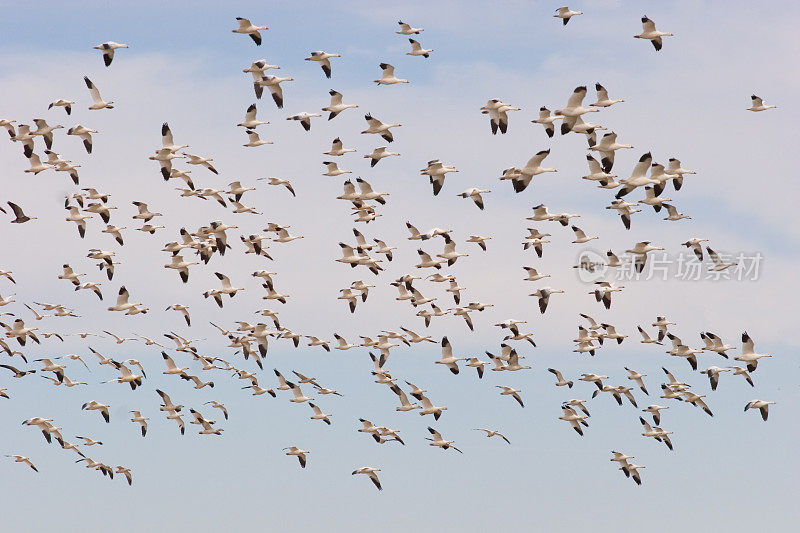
left=0, top=1, right=798, bottom=531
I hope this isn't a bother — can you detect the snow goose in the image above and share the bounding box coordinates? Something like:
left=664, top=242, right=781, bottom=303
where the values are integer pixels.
left=615, top=152, right=655, bottom=198
left=651, top=317, right=675, bottom=342
left=407, top=38, right=433, bottom=57
left=497, top=385, right=525, bottom=407
left=701, top=366, right=730, bottom=391
left=559, top=405, right=588, bottom=436
left=351, top=280, right=375, bottom=301
left=244, top=58, right=278, bottom=76
left=420, top=160, right=459, bottom=195
left=662, top=203, right=690, bottom=221
left=365, top=146, right=400, bottom=167
left=579, top=372, right=608, bottom=390
left=305, top=51, right=340, bottom=78
left=747, top=95, right=776, bottom=112
left=165, top=304, right=191, bottom=326
left=136, top=224, right=166, bottom=235
left=504, top=150, right=556, bottom=193
left=437, top=239, right=468, bottom=266
left=308, top=403, right=331, bottom=425
left=625, top=241, right=664, bottom=272
left=529, top=287, right=564, bottom=313
left=610, top=452, right=633, bottom=469
left=94, top=42, right=129, bottom=66
left=590, top=132, right=633, bottom=173
left=323, top=161, right=351, bottom=177
left=67, top=125, right=97, bottom=153
left=361, top=114, right=401, bottom=142
left=0, top=119, right=15, bottom=139
left=323, top=90, right=358, bottom=120
left=681, top=391, right=713, bottom=417
left=523, top=266, right=549, bottom=281
left=325, top=137, right=356, bottom=156
left=6, top=202, right=37, bottom=223
left=416, top=390, right=447, bottom=420
left=84, top=77, right=113, bottom=110
left=426, top=427, right=462, bottom=453
left=592, top=281, right=624, bottom=309
left=375, top=63, right=408, bottom=85
left=399, top=326, right=435, bottom=344
left=101, top=224, right=126, bottom=246
left=600, top=323, right=627, bottom=344
left=745, top=400, right=775, bottom=421
left=641, top=405, right=668, bottom=425
left=620, top=462, right=645, bottom=485
left=463, top=357, right=488, bottom=379
left=286, top=381, right=313, bottom=403
left=700, top=332, right=734, bottom=357
left=164, top=255, right=198, bottom=284
left=624, top=367, right=648, bottom=394
left=560, top=114, right=604, bottom=136
left=131, top=201, right=162, bottom=223
left=233, top=17, right=267, bottom=45
left=283, top=446, right=308, bottom=468
left=6, top=455, right=38, bottom=472
left=467, top=235, right=491, bottom=251
left=729, top=366, right=754, bottom=387
left=555, top=86, right=598, bottom=125
left=0, top=270, right=14, bottom=284
left=481, top=99, right=520, bottom=134
left=445, top=279, right=465, bottom=304
left=436, top=337, right=465, bottom=374
left=352, top=467, right=382, bottom=490
left=161, top=352, right=189, bottom=376
left=734, top=332, right=771, bottom=372
left=571, top=226, right=598, bottom=244
left=396, top=21, right=423, bottom=34
left=637, top=326, right=661, bottom=345
left=260, top=177, right=295, bottom=196
left=11, top=124, right=35, bottom=157
left=259, top=75, right=293, bottom=109
left=338, top=289, right=359, bottom=313
left=640, top=418, right=673, bottom=450
left=591, top=83, right=623, bottom=107
left=82, top=400, right=111, bottom=423
left=159, top=122, right=188, bottom=153
left=548, top=368, right=573, bottom=388
left=150, top=148, right=184, bottom=179
left=583, top=154, right=617, bottom=182
left=130, top=411, right=149, bottom=437
left=474, top=428, right=510, bottom=444
left=48, top=99, right=75, bottom=115
left=243, top=129, right=272, bottom=147
left=286, top=112, right=321, bottom=131
left=387, top=383, right=420, bottom=411
left=107, top=286, right=141, bottom=313
left=531, top=107, right=562, bottom=138
left=555, top=6, right=583, bottom=25
left=640, top=186, right=671, bottom=212
left=666, top=158, right=696, bottom=190
left=24, top=153, right=53, bottom=175
left=707, top=247, right=736, bottom=271
left=666, top=337, right=702, bottom=371
left=416, top=250, right=444, bottom=270
left=237, top=103, right=269, bottom=129
left=634, top=16, right=673, bottom=51
left=31, top=119, right=63, bottom=150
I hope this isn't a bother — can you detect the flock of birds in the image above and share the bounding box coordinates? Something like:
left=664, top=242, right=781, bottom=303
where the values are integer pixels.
left=0, top=10, right=780, bottom=492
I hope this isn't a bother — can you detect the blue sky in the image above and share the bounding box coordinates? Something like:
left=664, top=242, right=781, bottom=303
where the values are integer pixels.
left=0, top=1, right=798, bottom=531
